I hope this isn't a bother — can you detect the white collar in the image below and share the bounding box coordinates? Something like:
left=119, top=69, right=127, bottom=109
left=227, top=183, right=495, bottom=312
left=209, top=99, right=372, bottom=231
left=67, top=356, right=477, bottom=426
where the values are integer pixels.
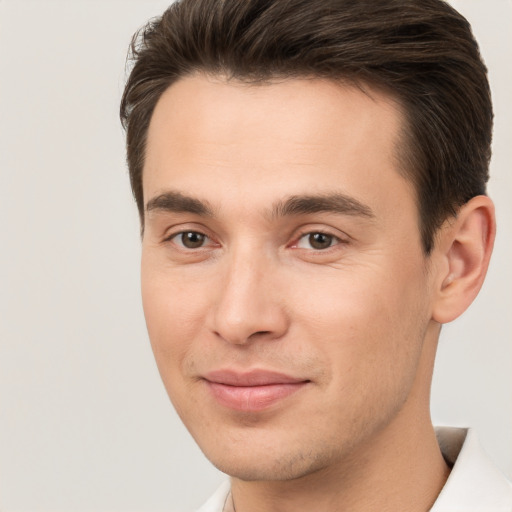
left=431, top=426, right=512, bottom=511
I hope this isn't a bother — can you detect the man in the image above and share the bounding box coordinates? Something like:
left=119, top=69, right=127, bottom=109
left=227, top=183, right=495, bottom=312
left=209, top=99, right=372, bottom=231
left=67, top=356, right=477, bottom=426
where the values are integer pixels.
left=120, top=0, right=512, bottom=510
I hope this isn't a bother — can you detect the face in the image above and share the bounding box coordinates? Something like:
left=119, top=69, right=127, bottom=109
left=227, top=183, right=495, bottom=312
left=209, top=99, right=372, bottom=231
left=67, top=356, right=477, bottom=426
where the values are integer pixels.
left=141, top=75, right=438, bottom=481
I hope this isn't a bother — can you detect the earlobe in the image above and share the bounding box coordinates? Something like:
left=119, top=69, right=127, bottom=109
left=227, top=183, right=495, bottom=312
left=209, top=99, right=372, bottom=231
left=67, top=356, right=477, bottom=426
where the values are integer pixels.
left=432, top=195, right=495, bottom=324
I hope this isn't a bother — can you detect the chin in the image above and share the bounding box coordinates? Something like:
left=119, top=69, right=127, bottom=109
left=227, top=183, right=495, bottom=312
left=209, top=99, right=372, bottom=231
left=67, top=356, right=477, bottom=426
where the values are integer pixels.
left=210, top=456, right=313, bottom=482
left=200, top=438, right=337, bottom=482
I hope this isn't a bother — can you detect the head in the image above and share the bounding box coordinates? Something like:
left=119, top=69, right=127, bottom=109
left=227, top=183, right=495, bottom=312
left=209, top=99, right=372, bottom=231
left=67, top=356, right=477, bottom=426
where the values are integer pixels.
left=120, top=0, right=495, bottom=483
left=121, top=0, right=493, bottom=254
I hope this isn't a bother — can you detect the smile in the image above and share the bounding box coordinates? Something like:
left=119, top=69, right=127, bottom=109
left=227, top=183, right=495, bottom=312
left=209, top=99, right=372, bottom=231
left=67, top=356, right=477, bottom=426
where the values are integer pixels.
left=203, top=370, right=310, bottom=412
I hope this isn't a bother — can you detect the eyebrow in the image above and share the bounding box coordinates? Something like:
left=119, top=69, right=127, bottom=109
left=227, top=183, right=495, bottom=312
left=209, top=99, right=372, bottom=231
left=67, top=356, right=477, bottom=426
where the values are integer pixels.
left=271, top=193, right=375, bottom=219
left=146, top=191, right=214, bottom=217
left=145, top=190, right=375, bottom=220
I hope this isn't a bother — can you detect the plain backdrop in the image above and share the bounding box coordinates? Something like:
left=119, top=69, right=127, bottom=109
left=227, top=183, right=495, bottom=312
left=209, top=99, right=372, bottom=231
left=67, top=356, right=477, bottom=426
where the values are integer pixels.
left=0, top=1, right=510, bottom=511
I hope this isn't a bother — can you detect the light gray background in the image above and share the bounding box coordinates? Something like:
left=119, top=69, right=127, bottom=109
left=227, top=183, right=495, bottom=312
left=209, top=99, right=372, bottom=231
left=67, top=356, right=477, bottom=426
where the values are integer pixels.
left=0, top=1, right=510, bottom=511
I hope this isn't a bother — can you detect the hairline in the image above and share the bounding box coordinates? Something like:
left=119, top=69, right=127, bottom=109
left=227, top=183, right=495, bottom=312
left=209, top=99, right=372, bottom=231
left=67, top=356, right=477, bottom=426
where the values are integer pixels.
left=139, top=72, right=428, bottom=248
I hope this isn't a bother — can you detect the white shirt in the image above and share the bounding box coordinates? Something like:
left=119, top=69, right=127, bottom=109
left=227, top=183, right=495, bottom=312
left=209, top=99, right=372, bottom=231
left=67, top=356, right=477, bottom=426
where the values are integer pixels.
left=196, top=427, right=512, bottom=512
left=431, top=427, right=512, bottom=511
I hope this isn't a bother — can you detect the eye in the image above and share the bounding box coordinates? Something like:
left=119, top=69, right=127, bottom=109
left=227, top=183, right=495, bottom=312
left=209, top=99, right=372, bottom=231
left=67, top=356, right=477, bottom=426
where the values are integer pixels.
left=172, top=231, right=208, bottom=249
left=296, top=232, right=338, bottom=250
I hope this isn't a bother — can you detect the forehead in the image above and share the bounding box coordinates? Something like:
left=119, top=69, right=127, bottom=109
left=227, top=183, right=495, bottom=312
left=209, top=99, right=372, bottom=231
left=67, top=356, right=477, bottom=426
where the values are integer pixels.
left=143, top=74, right=412, bottom=217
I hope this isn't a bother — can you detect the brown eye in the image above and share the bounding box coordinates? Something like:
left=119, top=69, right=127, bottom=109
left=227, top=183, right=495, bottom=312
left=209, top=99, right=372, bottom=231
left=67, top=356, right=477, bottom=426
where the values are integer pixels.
left=178, top=231, right=206, bottom=249
left=308, top=232, right=334, bottom=249
left=296, top=232, right=339, bottom=250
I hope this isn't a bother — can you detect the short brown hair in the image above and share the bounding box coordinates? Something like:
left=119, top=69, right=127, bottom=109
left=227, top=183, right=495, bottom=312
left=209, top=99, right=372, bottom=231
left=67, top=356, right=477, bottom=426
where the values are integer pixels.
left=120, top=0, right=493, bottom=253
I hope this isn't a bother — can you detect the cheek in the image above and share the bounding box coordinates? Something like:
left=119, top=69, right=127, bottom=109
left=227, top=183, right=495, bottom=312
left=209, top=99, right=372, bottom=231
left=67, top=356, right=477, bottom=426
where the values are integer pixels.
left=292, top=260, right=430, bottom=384
left=141, top=258, right=210, bottom=372
left=141, top=264, right=216, bottom=426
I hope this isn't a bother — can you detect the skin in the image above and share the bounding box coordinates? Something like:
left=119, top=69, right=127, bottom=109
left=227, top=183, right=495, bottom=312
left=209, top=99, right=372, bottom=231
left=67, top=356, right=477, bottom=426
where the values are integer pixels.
left=141, top=75, right=495, bottom=512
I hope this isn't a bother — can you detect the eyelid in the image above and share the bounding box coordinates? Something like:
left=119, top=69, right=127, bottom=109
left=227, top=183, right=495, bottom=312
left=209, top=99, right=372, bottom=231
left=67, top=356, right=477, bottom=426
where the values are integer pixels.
left=288, top=225, right=350, bottom=249
left=171, top=231, right=207, bottom=248
left=159, top=223, right=349, bottom=253
left=161, top=225, right=219, bottom=249
left=163, top=229, right=204, bottom=242
left=161, top=222, right=209, bottom=240
left=296, top=232, right=340, bottom=250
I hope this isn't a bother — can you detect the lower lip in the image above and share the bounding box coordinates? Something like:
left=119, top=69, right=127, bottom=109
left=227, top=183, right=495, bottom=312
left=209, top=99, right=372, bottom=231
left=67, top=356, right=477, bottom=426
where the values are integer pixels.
left=206, top=381, right=308, bottom=412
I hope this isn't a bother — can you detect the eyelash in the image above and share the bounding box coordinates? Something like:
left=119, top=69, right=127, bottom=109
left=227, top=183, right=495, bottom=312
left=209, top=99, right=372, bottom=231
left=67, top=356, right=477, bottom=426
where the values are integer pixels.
left=164, top=230, right=215, bottom=249
left=164, top=229, right=346, bottom=252
left=293, top=230, right=344, bottom=251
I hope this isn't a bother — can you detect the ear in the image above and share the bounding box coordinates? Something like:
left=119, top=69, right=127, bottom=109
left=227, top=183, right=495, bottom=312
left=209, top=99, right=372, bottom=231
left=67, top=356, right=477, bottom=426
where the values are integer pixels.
left=431, top=195, right=496, bottom=324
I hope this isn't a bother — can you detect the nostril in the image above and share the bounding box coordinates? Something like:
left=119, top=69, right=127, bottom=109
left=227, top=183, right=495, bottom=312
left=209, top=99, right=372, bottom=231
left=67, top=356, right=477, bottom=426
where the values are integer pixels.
left=246, top=330, right=276, bottom=342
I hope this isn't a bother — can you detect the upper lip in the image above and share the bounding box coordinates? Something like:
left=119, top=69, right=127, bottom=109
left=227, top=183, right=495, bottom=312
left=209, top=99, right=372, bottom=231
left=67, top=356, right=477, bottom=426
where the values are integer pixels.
left=204, top=369, right=309, bottom=387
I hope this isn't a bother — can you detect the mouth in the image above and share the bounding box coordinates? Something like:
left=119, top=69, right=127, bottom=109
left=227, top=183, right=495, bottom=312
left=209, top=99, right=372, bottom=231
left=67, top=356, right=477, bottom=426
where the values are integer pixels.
left=203, top=369, right=310, bottom=412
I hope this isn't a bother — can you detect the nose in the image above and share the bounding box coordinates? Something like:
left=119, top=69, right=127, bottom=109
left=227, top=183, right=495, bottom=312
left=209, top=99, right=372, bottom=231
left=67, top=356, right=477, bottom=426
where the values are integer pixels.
left=208, top=250, right=289, bottom=345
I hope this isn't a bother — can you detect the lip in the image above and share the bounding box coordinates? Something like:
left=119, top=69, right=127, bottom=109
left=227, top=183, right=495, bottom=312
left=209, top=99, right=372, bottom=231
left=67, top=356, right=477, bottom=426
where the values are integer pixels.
left=203, top=369, right=310, bottom=412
